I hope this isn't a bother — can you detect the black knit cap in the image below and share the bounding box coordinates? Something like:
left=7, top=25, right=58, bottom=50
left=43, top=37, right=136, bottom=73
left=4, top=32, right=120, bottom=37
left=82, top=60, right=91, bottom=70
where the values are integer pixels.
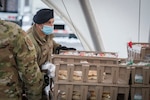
left=33, top=8, right=54, bottom=24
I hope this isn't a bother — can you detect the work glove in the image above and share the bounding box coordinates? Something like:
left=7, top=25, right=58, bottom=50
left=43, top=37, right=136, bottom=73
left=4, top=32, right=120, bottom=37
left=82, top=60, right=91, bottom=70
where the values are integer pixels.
left=55, top=45, right=76, bottom=54
left=42, top=62, right=56, bottom=78
left=42, top=62, right=56, bottom=91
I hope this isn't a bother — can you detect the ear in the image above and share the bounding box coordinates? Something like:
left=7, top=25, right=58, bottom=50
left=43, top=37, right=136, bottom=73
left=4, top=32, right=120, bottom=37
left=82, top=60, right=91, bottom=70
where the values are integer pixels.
left=36, top=24, right=43, bottom=30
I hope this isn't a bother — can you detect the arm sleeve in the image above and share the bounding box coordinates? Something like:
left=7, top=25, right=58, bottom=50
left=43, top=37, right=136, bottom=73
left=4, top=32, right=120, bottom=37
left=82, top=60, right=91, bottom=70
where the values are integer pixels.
left=13, top=28, right=43, bottom=100
left=53, top=40, right=61, bottom=54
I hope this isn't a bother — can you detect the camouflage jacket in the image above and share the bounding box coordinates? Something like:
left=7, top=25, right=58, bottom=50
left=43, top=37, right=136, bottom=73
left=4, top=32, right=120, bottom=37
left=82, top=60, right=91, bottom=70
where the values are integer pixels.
left=27, top=24, right=60, bottom=67
left=0, top=20, right=43, bottom=100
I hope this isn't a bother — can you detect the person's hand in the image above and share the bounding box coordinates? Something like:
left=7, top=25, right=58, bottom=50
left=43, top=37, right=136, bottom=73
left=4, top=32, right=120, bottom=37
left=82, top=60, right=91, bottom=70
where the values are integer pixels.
left=55, top=45, right=76, bottom=54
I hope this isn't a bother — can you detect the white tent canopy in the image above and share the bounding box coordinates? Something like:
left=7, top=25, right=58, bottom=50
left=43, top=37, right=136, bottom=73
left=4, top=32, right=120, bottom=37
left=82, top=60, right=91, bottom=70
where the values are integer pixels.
left=42, top=0, right=150, bottom=58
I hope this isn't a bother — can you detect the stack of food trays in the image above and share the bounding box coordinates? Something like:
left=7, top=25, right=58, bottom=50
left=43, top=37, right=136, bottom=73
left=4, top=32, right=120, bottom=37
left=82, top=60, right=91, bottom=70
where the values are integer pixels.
left=52, top=51, right=131, bottom=100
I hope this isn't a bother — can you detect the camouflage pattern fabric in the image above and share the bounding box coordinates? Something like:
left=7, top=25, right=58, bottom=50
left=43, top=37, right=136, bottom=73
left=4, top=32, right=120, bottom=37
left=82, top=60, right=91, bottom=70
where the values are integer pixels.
left=0, top=20, right=43, bottom=100
left=27, top=24, right=60, bottom=67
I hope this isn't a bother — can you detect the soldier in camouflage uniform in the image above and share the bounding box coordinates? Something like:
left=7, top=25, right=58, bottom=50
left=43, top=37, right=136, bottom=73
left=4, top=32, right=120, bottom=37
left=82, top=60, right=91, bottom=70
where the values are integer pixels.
left=27, top=8, right=76, bottom=99
left=0, top=1, right=44, bottom=99
left=27, top=8, right=61, bottom=99
left=27, top=8, right=76, bottom=69
left=27, top=8, right=61, bottom=67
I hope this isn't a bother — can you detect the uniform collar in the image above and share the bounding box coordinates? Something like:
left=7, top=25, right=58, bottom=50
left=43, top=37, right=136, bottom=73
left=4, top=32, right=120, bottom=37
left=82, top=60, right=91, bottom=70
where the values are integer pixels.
left=33, top=24, right=48, bottom=45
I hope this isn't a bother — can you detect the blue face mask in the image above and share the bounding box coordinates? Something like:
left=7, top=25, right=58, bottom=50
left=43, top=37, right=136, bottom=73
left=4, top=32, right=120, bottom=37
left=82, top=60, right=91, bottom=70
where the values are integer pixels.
left=42, top=25, right=54, bottom=35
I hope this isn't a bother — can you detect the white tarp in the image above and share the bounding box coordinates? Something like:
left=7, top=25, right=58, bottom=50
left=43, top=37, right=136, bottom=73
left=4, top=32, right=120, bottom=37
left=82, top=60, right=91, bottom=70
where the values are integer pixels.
left=42, top=0, right=150, bottom=58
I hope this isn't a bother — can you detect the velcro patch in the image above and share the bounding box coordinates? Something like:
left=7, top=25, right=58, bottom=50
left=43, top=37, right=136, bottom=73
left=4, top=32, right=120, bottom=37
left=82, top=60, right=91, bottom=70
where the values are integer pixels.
left=24, top=36, right=35, bottom=50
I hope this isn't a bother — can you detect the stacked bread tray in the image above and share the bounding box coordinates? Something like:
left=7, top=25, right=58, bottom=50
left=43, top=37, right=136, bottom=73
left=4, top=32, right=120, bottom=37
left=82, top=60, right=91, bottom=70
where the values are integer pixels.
left=127, top=42, right=150, bottom=60
left=51, top=50, right=130, bottom=100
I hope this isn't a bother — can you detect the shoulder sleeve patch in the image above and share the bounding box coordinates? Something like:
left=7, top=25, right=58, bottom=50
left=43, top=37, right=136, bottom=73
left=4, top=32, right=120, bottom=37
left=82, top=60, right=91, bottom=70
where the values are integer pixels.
left=24, top=36, right=35, bottom=50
